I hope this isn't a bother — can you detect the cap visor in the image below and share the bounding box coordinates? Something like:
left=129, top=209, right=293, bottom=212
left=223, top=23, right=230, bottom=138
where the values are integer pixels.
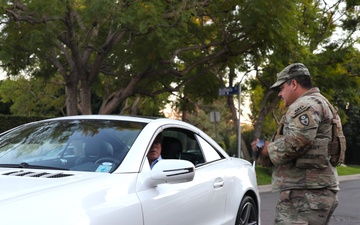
left=270, top=80, right=286, bottom=90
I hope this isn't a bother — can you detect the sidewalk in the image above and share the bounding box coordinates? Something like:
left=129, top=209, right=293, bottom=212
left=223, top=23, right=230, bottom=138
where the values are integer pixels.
left=258, top=174, right=360, bottom=193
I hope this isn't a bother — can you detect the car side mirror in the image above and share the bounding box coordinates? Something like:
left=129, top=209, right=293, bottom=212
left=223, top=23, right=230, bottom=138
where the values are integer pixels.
left=147, top=159, right=195, bottom=187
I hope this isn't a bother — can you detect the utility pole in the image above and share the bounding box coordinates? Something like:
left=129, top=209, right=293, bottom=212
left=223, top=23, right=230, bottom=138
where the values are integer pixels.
left=237, top=74, right=248, bottom=158
left=238, top=82, right=242, bottom=158
left=219, top=85, right=242, bottom=158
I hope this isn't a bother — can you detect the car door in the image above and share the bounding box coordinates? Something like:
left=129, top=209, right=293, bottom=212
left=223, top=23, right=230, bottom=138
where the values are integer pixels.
left=137, top=128, right=227, bottom=225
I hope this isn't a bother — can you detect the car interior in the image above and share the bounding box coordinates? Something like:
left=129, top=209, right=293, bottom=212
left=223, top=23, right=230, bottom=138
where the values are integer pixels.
left=161, top=130, right=205, bottom=166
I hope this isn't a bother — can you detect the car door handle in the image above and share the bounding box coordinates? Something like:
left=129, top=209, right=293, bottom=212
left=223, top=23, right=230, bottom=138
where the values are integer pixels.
left=213, top=177, right=224, bottom=189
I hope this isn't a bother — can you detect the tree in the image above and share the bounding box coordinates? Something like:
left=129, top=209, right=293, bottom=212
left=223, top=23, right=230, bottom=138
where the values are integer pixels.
left=0, top=0, right=314, bottom=160
left=0, top=76, right=65, bottom=116
left=0, top=0, right=256, bottom=116
left=2, top=1, right=359, bottom=162
left=0, top=81, right=12, bottom=115
left=246, top=0, right=360, bottom=163
left=1, top=0, right=187, bottom=115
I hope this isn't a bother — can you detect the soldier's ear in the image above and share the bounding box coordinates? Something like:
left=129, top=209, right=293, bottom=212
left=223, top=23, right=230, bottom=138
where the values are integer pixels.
left=291, top=79, right=299, bottom=90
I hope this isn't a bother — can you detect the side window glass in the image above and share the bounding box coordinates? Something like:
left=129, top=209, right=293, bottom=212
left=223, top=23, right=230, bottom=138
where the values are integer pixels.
left=161, top=128, right=205, bottom=166
left=196, top=135, right=222, bottom=162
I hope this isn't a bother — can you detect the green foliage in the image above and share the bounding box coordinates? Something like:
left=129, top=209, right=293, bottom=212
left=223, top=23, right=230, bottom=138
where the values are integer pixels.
left=342, top=96, right=360, bottom=164
left=0, top=76, right=65, bottom=116
left=0, top=80, right=11, bottom=115
left=120, top=95, right=168, bottom=117
left=185, top=99, right=238, bottom=155
left=1, top=1, right=360, bottom=163
left=248, top=81, right=281, bottom=137
left=246, top=1, right=360, bottom=164
left=0, top=0, right=191, bottom=114
left=183, top=72, right=221, bottom=106
left=255, top=165, right=273, bottom=186
left=0, top=115, right=51, bottom=133
left=241, top=129, right=256, bottom=160
left=337, top=164, right=360, bottom=176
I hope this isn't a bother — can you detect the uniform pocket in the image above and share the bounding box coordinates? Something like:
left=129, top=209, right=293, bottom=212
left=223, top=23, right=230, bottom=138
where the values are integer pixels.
left=296, top=139, right=329, bottom=169
left=306, top=190, right=332, bottom=211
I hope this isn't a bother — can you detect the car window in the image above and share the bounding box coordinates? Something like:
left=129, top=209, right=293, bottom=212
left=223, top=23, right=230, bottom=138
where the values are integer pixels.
left=195, top=135, right=223, bottom=162
left=0, top=119, right=146, bottom=173
left=162, top=128, right=224, bottom=166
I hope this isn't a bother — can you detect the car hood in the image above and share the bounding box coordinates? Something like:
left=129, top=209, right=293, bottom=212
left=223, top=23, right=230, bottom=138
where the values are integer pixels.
left=0, top=168, right=114, bottom=204
left=0, top=168, right=141, bottom=225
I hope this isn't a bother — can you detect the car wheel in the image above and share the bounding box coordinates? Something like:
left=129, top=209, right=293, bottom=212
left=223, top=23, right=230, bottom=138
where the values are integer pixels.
left=235, top=195, right=258, bottom=225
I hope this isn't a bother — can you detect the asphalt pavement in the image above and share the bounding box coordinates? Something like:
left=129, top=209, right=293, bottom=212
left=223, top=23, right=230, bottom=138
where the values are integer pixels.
left=258, top=174, right=360, bottom=193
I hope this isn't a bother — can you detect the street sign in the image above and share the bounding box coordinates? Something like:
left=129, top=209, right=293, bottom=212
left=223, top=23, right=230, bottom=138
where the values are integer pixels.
left=218, top=86, right=239, bottom=96
left=210, top=111, right=220, bottom=140
left=210, top=111, right=220, bottom=122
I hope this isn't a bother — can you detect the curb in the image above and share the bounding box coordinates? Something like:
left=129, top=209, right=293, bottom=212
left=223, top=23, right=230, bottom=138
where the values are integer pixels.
left=258, top=174, right=360, bottom=193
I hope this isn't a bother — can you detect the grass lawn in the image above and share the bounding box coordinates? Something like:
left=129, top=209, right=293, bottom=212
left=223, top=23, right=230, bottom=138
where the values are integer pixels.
left=255, top=164, right=360, bottom=186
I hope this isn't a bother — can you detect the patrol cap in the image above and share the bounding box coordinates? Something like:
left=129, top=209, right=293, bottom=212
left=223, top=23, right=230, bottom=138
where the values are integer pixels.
left=270, top=63, right=310, bottom=90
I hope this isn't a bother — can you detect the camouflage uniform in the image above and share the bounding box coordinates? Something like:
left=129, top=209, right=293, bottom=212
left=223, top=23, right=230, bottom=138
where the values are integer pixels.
left=266, top=63, right=339, bottom=225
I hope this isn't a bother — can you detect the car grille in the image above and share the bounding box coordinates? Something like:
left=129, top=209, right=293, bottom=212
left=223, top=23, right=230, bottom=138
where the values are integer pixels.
left=2, top=170, right=74, bottom=178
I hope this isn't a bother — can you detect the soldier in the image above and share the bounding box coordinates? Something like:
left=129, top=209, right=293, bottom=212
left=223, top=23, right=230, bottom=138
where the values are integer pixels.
left=252, top=63, right=339, bottom=225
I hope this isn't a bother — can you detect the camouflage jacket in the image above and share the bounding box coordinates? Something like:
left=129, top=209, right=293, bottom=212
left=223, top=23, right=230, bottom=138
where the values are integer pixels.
left=267, top=87, right=339, bottom=192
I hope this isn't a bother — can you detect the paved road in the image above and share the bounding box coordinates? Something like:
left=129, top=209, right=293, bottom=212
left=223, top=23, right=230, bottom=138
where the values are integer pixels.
left=259, top=175, right=360, bottom=225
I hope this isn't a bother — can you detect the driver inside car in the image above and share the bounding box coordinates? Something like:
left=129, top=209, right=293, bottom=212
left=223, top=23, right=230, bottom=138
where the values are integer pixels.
left=147, top=133, right=163, bottom=169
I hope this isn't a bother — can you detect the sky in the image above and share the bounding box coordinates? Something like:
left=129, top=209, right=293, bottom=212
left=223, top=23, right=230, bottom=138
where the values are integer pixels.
left=0, top=69, right=6, bottom=80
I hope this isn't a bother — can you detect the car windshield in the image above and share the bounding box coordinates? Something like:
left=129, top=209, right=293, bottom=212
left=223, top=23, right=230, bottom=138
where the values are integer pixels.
left=0, top=119, right=146, bottom=173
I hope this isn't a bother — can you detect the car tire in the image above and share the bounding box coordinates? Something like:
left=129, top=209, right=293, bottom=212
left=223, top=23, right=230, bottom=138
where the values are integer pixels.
left=235, top=195, right=258, bottom=225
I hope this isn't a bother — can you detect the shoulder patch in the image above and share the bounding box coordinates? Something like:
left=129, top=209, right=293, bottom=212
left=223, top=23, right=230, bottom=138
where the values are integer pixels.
left=290, top=104, right=311, bottom=117
left=293, top=112, right=316, bottom=128
left=295, top=105, right=307, bottom=114
left=298, top=114, right=310, bottom=126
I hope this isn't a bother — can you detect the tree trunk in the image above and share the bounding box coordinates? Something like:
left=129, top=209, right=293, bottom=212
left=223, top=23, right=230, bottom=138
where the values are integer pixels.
left=130, top=97, right=140, bottom=115
left=99, top=72, right=144, bottom=114
left=226, top=95, right=251, bottom=161
left=65, top=81, right=79, bottom=116
left=253, top=91, right=281, bottom=139
left=80, top=79, right=92, bottom=115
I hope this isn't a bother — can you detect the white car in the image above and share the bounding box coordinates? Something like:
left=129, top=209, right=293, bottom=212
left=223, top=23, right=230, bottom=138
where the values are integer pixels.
left=0, top=115, right=260, bottom=225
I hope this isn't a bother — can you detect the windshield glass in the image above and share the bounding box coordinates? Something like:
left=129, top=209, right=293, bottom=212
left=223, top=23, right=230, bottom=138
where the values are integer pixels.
left=0, top=119, right=146, bottom=173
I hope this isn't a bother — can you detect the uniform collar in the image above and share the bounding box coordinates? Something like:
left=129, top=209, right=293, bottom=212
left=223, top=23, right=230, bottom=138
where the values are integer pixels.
left=301, top=87, right=320, bottom=97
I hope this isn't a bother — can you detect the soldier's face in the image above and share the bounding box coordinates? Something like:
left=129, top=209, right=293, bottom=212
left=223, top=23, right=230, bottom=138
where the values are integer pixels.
left=278, top=80, right=297, bottom=107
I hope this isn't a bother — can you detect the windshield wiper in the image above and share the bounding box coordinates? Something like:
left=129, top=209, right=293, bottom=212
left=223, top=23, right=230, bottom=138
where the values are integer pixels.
left=20, top=162, right=69, bottom=170
left=0, top=162, right=68, bottom=170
